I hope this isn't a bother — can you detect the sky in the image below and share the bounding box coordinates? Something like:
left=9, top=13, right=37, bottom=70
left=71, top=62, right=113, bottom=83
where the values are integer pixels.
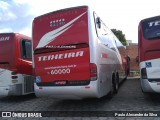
left=0, top=0, right=160, bottom=43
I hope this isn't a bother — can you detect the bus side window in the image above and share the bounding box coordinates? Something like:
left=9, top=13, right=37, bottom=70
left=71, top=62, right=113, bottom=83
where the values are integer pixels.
left=101, top=25, right=116, bottom=50
left=96, top=19, right=107, bottom=37
left=114, top=36, right=125, bottom=54
left=93, top=12, right=116, bottom=50
left=21, top=40, right=32, bottom=59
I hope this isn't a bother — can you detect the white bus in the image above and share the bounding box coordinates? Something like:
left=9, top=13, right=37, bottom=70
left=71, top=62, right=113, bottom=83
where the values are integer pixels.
left=32, top=6, right=129, bottom=99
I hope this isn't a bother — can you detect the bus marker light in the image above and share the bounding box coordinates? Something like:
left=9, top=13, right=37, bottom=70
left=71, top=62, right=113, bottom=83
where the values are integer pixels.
left=11, top=76, right=18, bottom=79
left=101, top=53, right=108, bottom=59
left=157, top=83, right=160, bottom=85
left=39, top=87, right=43, bottom=90
left=85, top=86, right=90, bottom=89
left=12, top=80, right=18, bottom=83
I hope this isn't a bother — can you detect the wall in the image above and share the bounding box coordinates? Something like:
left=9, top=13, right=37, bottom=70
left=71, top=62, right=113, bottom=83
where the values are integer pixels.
left=126, top=44, right=139, bottom=75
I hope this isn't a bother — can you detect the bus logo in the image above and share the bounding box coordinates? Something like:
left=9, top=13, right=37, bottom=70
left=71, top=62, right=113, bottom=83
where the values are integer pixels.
left=145, top=62, right=152, bottom=68
left=0, top=37, right=10, bottom=41
left=36, top=76, right=41, bottom=83
left=38, top=51, right=84, bottom=61
left=55, top=81, right=67, bottom=85
left=148, top=21, right=160, bottom=27
left=36, top=12, right=87, bottom=48
left=50, top=19, right=65, bottom=27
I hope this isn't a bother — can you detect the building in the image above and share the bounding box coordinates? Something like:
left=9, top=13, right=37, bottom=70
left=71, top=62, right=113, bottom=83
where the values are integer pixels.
left=126, top=40, right=132, bottom=45
left=126, top=41, right=139, bottom=77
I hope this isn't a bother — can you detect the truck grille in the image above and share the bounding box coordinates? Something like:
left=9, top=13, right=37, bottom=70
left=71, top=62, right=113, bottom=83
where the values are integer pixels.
left=24, top=76, right=34, bottom=93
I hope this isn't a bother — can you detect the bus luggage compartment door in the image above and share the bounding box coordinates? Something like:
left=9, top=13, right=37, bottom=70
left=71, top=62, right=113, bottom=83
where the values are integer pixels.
left=35, top=47, right=91, bottom=86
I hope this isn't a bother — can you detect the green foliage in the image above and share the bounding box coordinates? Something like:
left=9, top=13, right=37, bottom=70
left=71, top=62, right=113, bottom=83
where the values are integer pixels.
left=111, top=29, right=127, bottom=45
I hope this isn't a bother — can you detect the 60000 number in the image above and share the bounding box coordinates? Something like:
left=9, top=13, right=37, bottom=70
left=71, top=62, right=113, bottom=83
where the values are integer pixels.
left=51, top=68, right=70, bottom=75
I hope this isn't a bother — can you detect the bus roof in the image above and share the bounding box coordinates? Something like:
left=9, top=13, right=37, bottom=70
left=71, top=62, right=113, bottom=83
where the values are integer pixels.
left=34, top=6, right=88, bottom=20
left=0, top=33, right=31, bottom=39
left=141, top=15, right=160, bottom=22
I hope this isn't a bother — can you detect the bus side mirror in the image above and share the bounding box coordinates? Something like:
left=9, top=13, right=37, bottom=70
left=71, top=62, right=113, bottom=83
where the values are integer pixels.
left=96, top=17, right=101, bottom=29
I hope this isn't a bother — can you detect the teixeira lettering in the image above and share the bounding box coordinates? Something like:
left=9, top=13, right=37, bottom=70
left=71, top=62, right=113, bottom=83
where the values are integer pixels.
left=38, top=51, right=84, bottom=61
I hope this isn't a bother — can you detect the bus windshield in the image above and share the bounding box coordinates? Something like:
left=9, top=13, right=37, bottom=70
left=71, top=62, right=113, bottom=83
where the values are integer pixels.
left=142, top=17, right=160, bottom=40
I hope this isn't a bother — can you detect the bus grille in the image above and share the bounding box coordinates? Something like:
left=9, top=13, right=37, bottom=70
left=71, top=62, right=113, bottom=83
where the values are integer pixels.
left=24, top=76, right=34, bottom=93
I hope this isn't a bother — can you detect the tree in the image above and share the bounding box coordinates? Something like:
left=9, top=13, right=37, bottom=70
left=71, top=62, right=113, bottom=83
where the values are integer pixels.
left=111, top=29, right=127, bottom=46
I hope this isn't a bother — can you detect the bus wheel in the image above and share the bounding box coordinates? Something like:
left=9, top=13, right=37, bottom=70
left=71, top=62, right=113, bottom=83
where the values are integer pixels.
left=108, top=83, right=114, bottom=98
left=108, top=74, right=115, bottom=98
left=114, top=73, right=119, bottom=93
